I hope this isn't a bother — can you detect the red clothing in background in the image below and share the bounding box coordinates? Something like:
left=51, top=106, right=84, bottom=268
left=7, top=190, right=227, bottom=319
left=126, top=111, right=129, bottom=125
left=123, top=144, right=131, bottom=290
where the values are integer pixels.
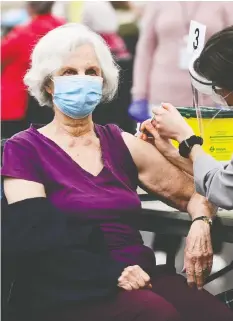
left=100, top=33, right=131, bottom=60
left=1, top=14, right=64, bottom=121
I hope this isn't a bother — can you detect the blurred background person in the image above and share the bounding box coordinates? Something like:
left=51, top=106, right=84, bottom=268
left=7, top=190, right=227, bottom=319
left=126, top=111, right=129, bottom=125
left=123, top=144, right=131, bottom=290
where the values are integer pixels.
left=1, top=7, right=29, bottom=38
left=81, top=1, right=136, bottom=133
left=81, top=1, right=130, bottom=60
left=129, top=1, right=233, bottom=122
left=110, top=1, right=142, bottom=57
left=1, top=1, right=65, bottom=138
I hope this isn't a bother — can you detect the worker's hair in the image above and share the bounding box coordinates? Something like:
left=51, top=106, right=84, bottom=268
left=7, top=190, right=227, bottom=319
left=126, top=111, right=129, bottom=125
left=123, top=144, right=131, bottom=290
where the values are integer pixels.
left=24, top=23, right=119, bottom=107
left=194, top=25, right=233, bottom=91
left=27, top=1, right=55, bottom=15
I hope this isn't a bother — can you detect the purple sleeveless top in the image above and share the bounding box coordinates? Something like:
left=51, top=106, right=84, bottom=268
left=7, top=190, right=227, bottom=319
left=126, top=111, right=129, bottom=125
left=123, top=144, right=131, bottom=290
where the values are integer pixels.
left=2, top=124, right=156, bottom=272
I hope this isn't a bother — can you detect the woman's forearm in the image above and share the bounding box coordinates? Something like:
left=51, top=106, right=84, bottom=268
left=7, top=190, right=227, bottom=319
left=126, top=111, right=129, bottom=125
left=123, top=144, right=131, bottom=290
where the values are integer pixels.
left=187, top=192, right=218, bottom=220
left=160, top=147, right=218, bottom=216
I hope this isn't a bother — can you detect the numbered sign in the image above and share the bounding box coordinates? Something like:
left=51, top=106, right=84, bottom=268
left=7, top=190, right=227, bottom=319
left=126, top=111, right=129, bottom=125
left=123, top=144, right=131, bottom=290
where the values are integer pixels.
left=187, top=20, right=206, bottom=55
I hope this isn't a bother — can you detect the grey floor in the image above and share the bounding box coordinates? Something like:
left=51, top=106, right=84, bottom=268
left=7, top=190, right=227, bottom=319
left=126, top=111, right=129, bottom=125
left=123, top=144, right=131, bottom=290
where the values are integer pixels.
left=141, top=231, right=233, bottom=295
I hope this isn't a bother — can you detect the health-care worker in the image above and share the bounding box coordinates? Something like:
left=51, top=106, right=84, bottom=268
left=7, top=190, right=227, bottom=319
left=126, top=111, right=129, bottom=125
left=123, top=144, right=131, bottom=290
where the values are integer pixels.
left=140, top=26, right=233, bottom=210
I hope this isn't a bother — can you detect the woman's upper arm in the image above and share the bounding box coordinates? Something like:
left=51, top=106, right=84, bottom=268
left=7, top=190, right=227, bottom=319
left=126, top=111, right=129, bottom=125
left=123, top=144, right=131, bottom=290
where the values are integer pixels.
left=122, top=132, right=194, bottom=210
left=2, top=138, right=46, bottom=204
left=4, top=178, right=46, bottom=205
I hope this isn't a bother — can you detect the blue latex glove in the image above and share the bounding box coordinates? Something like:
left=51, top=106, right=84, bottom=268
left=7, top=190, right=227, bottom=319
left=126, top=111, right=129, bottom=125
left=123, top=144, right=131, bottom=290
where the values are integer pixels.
left=128, top=99, right=151, bottom=122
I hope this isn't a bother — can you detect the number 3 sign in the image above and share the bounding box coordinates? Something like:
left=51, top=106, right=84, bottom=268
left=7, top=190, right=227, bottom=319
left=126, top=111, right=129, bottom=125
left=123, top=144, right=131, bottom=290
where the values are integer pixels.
left=187, top=20, right=206, bottom=55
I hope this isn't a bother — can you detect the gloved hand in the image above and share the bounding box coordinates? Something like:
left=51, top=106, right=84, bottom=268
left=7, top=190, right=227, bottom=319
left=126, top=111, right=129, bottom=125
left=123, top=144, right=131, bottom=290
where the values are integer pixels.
left=128, top=99, right=151, bottom=122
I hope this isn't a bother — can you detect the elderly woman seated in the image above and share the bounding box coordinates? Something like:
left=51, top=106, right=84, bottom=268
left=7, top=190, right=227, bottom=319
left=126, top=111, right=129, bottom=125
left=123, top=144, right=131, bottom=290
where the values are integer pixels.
left=2, top=24, right=233, bottom=321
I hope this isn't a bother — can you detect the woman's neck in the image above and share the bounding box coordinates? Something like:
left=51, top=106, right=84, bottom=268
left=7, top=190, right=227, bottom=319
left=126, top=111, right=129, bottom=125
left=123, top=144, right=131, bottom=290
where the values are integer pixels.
left=50, top=113, right=94, bottom=138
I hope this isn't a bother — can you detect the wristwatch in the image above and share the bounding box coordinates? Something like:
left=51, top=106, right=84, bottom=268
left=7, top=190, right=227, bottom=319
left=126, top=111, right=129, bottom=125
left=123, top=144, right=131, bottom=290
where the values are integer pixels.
left=192, top=216, right=213, bottom=227
left=179, top=135, right=203, bottom=158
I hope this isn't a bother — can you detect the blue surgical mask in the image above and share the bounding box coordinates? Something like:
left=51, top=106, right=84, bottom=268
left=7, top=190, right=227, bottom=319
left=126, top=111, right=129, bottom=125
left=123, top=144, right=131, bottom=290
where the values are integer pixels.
left=52, top=75, right=103, bottom=119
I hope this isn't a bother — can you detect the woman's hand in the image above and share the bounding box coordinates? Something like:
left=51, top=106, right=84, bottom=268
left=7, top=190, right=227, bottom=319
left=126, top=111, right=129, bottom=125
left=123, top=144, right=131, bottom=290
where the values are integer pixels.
left=184, top=220, right=213, bottom=290
left=118, top=265, right=152, bottom=291
left=152, top=103, right=194, bottom=143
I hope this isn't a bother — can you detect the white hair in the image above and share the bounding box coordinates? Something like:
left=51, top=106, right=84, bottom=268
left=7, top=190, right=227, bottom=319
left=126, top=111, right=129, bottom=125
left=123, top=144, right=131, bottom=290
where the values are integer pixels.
left=24, top=23, right=120, bottom=107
